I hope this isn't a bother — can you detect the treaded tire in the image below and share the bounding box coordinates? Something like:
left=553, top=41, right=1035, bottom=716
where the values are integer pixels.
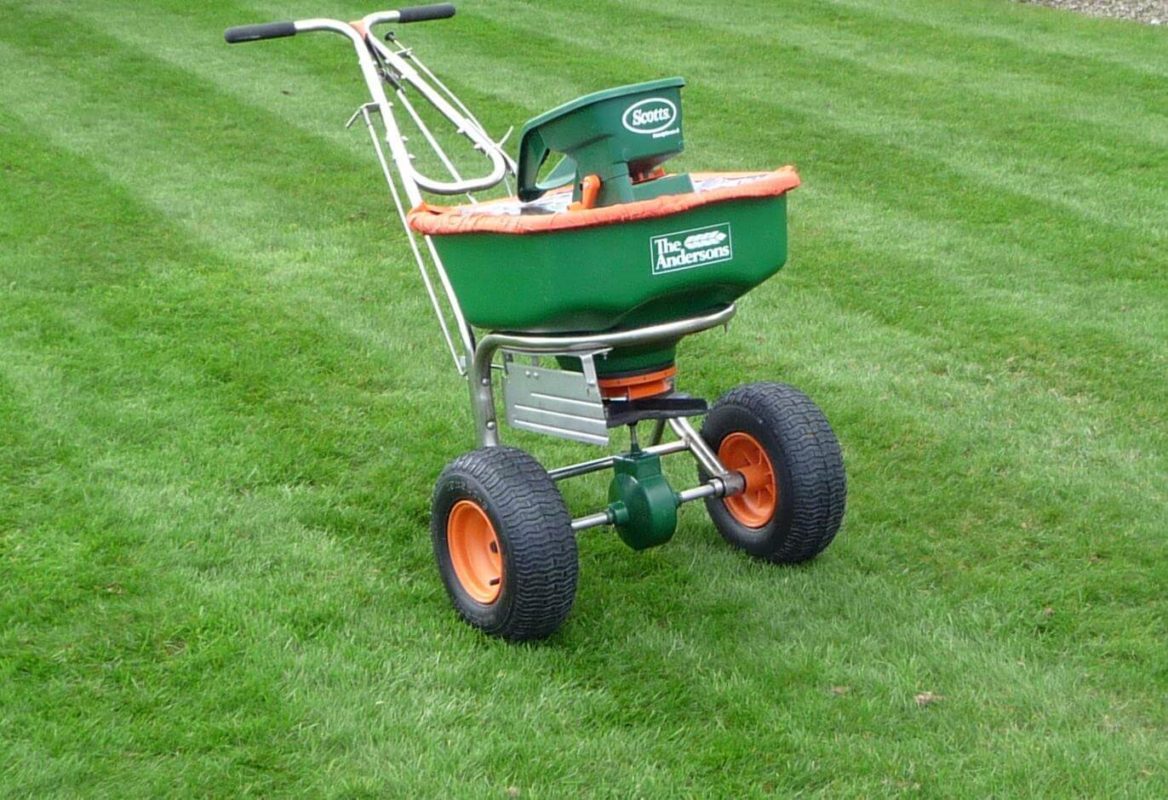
left=700, top=382, right=846, bottom=563
left=431, top=446, right=578, bottom=641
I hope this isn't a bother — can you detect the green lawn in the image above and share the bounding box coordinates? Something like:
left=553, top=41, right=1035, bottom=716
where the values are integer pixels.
left=2, top=0, right=1166, bottom=796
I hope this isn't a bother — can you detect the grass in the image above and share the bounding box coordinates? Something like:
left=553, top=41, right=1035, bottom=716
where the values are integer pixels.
left=1, top=0, right=1166, bottom=796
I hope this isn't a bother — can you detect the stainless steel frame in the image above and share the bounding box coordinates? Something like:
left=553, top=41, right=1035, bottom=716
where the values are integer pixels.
left=469, top=304, right=737, bottom=447
left=252, top=9, right=746, bottom=531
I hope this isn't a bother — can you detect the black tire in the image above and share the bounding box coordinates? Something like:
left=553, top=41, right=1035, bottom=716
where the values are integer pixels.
left=431, top=446, right=578, bottom=641
left=700, top=382, right=846, bottom=563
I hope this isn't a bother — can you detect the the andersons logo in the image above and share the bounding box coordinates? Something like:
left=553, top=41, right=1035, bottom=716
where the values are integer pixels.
left=651, top=223, right=734, bottom=274
left=622, top=97, right=679, bottom=138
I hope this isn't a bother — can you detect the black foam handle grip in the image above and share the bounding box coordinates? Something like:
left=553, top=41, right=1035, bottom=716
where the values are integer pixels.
left=224, top=21, right=297, bottom=44
left=397, top=4, right=456, bottom=23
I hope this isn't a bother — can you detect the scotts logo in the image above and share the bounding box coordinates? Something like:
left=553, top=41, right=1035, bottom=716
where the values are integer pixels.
left=622, top=97, right=679, bottom=136
left=651, top=223, right=733, bottom=275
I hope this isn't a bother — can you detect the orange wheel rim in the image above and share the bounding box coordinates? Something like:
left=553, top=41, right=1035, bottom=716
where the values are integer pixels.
left=719, top=432, right=778, bottom=528
left=447, top=500, right=503, bottom=604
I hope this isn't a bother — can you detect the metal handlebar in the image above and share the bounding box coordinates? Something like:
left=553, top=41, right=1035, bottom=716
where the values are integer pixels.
left=373, top=4, right=456, bottom=24
left=224, top=6, right=509, bottom=203
left=225, top=5, right=510, bottom=376
left=224, top=21, right=297, bottom=43
left=226, top=5, right=455, bottom=42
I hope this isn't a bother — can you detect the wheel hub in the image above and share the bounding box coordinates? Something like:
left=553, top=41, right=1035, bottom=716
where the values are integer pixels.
left=447, top=500, right=503, bottom=604
left=718, top=431, right=778, bottom=527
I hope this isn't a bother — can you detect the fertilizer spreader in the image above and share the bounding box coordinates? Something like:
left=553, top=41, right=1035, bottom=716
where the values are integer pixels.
left=226, top=4, right=846, bottom=640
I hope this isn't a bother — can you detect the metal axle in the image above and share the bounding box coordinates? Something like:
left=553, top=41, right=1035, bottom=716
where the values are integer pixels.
left=569, top=476, right=729, bottom=533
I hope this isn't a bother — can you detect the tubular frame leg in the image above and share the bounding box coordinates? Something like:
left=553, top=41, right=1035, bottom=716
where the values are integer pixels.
left=470, top=341, right=501, bottom=447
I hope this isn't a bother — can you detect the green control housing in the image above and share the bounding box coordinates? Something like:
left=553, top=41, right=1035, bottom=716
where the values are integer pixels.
left=607, top=449, right=679, bottom=551
left=517, top=78, right=693, bottom=208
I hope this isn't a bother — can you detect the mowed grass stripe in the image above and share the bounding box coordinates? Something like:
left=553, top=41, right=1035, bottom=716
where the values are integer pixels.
left=795, top=195, right=1168, bottom=420
left=627, top=0, right=1168, bottom=236
left=0, top=110, right=436, bottom=623
left=244, top=0, right=590, bottom=126
left=0, top=118, right=414, bottom=795
left=0, top=19, right=466, bottom=391
left=0, top=69, right=436, bottom=443
left=614, top=0, right=1168, bottom=148
left=695, top=277, right=1168, bottom=603
left=826, top=0, right=1168, bottom=78
left=41, top=0, right=569, bottom=222
left=821, top=0, right=1168, bottom=116
left=42, top=0, right=443, bottom=154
